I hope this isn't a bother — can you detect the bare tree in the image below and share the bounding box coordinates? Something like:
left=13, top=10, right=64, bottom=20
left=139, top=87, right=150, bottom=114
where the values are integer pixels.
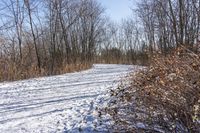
left=24, top=0, right=41, bottom=70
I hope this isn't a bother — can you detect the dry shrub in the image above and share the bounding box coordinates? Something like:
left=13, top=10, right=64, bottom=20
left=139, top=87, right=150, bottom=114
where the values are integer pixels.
left=105, top=47, right=200, bottom=132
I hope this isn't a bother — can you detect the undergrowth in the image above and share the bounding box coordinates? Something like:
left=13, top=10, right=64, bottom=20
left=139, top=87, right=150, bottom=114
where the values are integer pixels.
left=103, top=47, right=200, bottom=132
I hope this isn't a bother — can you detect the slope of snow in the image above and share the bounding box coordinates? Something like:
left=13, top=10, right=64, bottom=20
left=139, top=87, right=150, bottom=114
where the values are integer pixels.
left=0, top=64, right=140, bottom=133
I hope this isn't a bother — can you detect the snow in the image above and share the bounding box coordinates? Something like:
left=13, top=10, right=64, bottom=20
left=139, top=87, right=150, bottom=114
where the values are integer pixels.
left=0, top=64, right=140, bottom=133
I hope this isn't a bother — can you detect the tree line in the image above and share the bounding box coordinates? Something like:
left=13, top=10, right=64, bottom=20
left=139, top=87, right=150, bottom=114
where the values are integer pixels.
left=0, top=0, right=107, bottom=80
left=0, top=0, right=199, bottom=81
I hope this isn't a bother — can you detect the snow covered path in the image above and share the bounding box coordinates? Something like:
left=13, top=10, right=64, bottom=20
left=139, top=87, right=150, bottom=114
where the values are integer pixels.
left=0, top=64, right=138, bottom=133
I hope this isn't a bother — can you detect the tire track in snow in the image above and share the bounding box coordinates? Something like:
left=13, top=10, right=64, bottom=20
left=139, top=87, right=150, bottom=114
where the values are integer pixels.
left=0, top=64, right=138, bottom=133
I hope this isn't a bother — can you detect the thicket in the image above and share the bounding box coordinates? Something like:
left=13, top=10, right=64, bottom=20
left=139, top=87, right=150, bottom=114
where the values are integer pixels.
left=104, top=47, right=200, bottom=132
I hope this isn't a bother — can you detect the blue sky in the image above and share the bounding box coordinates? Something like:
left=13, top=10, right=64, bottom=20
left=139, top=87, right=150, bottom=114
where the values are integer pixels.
left=97, top=0, right=137, bottom=22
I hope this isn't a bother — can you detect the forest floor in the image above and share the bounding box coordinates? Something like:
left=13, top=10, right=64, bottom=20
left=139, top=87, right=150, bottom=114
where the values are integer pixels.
left=0, top=64, right=140, bottom=133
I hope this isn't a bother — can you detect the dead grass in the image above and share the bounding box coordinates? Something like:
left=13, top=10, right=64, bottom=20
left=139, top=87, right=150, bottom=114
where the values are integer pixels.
left=104, top=46, right=200, bottom=132
left=0, top=60, right=92, bottom=82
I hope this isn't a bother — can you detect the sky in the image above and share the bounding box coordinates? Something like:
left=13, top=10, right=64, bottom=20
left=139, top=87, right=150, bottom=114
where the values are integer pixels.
left=97, top=0, right=137, bottom=22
